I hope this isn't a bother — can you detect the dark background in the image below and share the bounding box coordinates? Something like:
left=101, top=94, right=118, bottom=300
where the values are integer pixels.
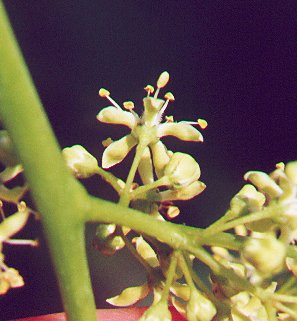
left=1, top=1, right=297, bottom=319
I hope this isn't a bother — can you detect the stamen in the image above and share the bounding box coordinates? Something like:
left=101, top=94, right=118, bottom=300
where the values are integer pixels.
left=98, top=88, right=122, bottom=110
left=158, top=92, right=175, bottom=117
left=123, top=101, right=135, bottom=111
left=4, top=239, right=39, bottom=247
left=165, top=115, right=174, bottom=123
left=17, top=201, right=27, bottom=212
left=102, top=137, right=113, bottom=148
left=276, top=162, right=285, bottom=170
left=0, top=200, right=5, bottom=220
left=166, top=206, right=180, bottom=219
left=197, top=119, right=208, bottom=129
left=144, top=85, right=154, bottom=97
left=180, top=118, right=208, bottom=129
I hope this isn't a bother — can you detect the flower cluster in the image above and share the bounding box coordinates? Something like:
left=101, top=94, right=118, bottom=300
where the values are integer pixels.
left=97, top=71, right=207, bottom=218
left=0, top=130, right=36, bottom=295
left=210, top=161, right=297, bottom=320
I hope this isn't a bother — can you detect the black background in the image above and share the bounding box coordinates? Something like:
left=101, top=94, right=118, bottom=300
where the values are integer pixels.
left=1, top=1, right=297, bottom=320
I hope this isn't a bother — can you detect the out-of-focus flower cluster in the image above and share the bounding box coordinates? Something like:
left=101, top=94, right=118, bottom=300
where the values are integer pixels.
left=0, top=130, right=36, bottom=295
left=210, top=161, right=297, bottom=320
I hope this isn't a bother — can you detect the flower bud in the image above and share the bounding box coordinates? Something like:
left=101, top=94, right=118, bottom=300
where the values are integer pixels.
left=164, top=152, right=201, bottom=187
left=244, top=171, right=283, bottom=199
left=242, top=236, right=286, bottom=276
left=186, top=289, right=217, bottom=321
left=139, top=301, right=172, bottom=321
left=62, top=145, right=98, bottom=178
left=93, top=224, right=124, bottom=256
left=0, top=130, right=20, bottom=166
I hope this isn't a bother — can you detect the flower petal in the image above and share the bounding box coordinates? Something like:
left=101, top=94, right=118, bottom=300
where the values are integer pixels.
left=150, top=141, right=170, bottom=178
left=157, top=122, right=203, bottom=142
left=160, top=181, right=206, bottom=201
left=133, top=236, right=159, bottom=268
left=106, top=283, right=149, bottom=307
left=102, top=134, right=137, bottom=168
left=97, top=106, right=137, bottom=129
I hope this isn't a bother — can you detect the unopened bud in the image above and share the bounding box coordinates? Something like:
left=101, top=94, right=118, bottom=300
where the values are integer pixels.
left=242, top=236, right=286, bottom=275
left=164, top=152, right=201, bottom=187
left=62, top=145, right=98, bottom=178
left=244, top=171, right=283, bottom=199
left=186, top=289, right=217, bottom=321
left=139, top=301, right=172, bottom=321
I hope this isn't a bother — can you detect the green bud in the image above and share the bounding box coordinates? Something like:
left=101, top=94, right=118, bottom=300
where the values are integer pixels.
left=62, top=145, right=98, bottom=178
left=93, top=224, right=124, bottom=256
left=242, top=236, right=286, bottom=276
left=0, top=130, right=20, bottom=166
left=230, top=292, right=268, bottom=321
left=164, top=152, right=201, bottom=187
left=186, top=289, right=217, bottom=321
left=244, top=171, right=283, bottom=199
left=139, top=301, right=172, bottom=321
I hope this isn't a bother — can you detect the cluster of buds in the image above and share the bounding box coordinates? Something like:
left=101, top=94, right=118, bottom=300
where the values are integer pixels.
left=106, top=236, right=217, bottom=321
left=210, top=161, right=297, bottom=320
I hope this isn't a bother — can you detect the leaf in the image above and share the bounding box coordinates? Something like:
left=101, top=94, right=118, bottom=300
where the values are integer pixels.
left=106, top=283, right=149, bottom=307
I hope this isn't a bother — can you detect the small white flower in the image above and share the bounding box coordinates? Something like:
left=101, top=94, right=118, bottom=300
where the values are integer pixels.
left=97, top=72, right=205, bottom=171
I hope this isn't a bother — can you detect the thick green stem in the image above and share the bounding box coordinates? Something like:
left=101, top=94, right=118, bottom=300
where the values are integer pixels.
left=0, top=3, right=97, bottom=321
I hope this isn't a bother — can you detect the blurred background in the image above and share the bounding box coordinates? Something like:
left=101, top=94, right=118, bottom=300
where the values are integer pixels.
left=1, top=1, right=297, bottom=319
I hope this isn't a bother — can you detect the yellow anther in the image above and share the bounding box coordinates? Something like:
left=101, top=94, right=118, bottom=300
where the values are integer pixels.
left=98, top=88, right=110, bottom=97
left=197, top=119, right=208, bottom=129
left=164, top=92, right=175, bottom=101
left=157, top=71, right=170, bottom=88
left=102, top=137, right=113, bottom=147
left=165, top=115, right=174, bottom=123
left=276, top=162, right=285, bottom=170
left=144, top=85, right=154, bottom=94
left=123, top=101, right=135, bottom=110
left=166, top=206, right=180, bottom=219
left=17, top=201, right=27, bottom=212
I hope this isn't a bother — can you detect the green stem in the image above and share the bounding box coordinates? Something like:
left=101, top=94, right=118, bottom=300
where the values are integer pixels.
left=202, top=206, right=279, bottom=237
left=160, top=252, right=178, bottom=301
left=131, top=176, right=169, bottom=199
left=119, top=143, right=147, bottom=206
left=0, top=3, right=97, bottom=321
left=95, top=167, right=124, bottom=194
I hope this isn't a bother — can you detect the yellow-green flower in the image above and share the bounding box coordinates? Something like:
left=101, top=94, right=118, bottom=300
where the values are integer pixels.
left=97, top=72, right=205, bottom=172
